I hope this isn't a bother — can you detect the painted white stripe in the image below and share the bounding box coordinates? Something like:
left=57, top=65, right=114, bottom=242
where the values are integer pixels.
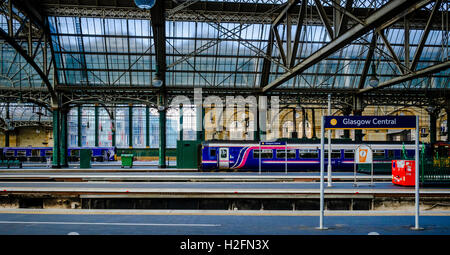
left=0, top=221, right=220, bottom=227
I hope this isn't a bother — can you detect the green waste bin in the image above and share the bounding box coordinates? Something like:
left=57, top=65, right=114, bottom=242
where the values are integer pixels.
left=80, top=149, right=92, bottom=169
left=121, top=154, right=134, bottom=168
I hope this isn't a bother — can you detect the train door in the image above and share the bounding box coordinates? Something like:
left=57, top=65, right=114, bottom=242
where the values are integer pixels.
left=218, top=147, right=229, bottom=169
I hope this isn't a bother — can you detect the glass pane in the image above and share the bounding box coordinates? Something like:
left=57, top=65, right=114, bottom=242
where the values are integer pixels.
left=276, top=149, right=296, bottom=159
left=253, top=149, right=273, bottom=159
left=299, top=149, right=319, bottom=159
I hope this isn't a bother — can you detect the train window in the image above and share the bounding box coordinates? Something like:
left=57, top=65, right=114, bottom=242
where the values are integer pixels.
left=45, top=150, right=53, bottom=156
left=324, top=150, right=341, bottom=159
left=373, top=150, right=385, bottom=159
left=209, top=149, right=216, bottom=157
left=17, top=150, right=26, bottom=156
left=253, top=149, right=273, bottom=159
left=32, top=149, right=40, bottom=157
left=298, top=150, right=318, bottom=159
left=387, top=150, right=395, bottom=159
left=344, top=150, right=354, bottom=159
left=276, top=149, right=296, bottom=159
left=71, top=150, right=80, bottom=156
left=406, top=150, right=415, bottom=158
left=5, top=150, right=14, bottom=157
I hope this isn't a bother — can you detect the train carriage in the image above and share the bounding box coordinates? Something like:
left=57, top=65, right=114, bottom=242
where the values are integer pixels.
left=0, top=147, right=116, bottom=162
left=201, top=140, right=423, bottom=174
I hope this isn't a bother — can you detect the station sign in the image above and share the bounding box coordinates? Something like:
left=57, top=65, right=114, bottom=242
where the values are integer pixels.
left=324, top=116, right=416, bottom=130
left=260, top=141, right=286, bottom=145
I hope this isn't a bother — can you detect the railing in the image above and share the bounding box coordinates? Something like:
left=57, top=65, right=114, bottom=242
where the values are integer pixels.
left=420, top=158, right=450, bottom=185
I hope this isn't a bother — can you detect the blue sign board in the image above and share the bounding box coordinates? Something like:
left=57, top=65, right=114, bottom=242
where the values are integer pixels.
left=260, top=141, right=286, bottom=145
left=324, top=116, right=416, bottom=130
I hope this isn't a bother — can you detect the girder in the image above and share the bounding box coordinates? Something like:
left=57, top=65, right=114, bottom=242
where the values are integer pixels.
left=261, top=0, right=433, bottom=93
left=0, top=0, right=447, bottom=114
left=40, top=1, right=444, bottom=30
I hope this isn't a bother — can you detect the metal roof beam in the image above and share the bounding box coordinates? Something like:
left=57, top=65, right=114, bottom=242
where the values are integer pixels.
left=150, top=0, right=167, bottom=88
left=357, top=31, right=377, bottom=89
left=262, top=0, right=430, bottom=93
left=289, top=0, right=307, bottom=68
left=0, top=27, right=57, bottom=102
left=272, top=0, right=299, bottom=27
left=357, top=60, right=450, bottom=94
left=410, top=0, right=442, bottom=71
left=314, top=0, right=334, bottom=40
left=377, top=30, right=408, bottom=75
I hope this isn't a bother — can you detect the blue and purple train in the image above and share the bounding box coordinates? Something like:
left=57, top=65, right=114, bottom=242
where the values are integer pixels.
left=201, top=141, right=424, bottom=173
left=0, top=147, right=116, bottom=162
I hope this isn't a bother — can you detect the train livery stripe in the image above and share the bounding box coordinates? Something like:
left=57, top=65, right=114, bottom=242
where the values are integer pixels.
left=230, top=146, right=251, bottom=169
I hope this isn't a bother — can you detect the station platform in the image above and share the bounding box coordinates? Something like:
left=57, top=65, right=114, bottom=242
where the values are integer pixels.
left=1, top=180, right=450, bottom=212
left=1, top=208, right=450, bottom=235
left=0, top=181, right=447, bottom=197
left=0, top=171, right=391, bottom=182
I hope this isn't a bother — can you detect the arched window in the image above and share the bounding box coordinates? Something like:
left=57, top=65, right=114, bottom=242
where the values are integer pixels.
left=230, top=121, right=244, bottom=140
left=148, top=108, right=159, bottom=148
left=114, top=105, right=129, bottom=148
left=132, top=105, right=147, bottom=148
left=181, top=106, right=196, bottom=140
left=298, top=120, right=312, bottom=138
left=167, top=108, right=179, bottom=148
left=99, top=107, right=112, bottom=147
left=282, top=121, right=293, bottom=138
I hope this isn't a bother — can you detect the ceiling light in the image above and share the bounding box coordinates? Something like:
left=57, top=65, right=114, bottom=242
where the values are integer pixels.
left=369, top=75, right=379, bottom=87
left=369, top=62, right=379, bottom=87
left=134, top=0, right=156, bottom=9
left=152, top=75, right=163, bottom=87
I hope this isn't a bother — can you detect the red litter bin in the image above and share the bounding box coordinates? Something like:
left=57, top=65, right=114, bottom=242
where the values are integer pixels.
left=392, top=160, right=416, bottom=186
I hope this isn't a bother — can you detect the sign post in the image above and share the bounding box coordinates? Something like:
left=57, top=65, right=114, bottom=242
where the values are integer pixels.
left=285, top=142, right=288, bottom=174
left=317, top=116, right=327, bottom=230
left=258, top=141, right=261, bottom=175
left=413, top=115, right=422, bottom=230
left=258, top=142, right=286, bottom=175
left=320, top=115, right=419, bottom=230
left=327, top=94, right=332, bottom=187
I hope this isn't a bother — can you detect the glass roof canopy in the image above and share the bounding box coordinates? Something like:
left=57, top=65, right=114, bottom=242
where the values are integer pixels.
left=0, top=0, right=448, bottom=91
left=0, top=2, right=54, bottom=90
left=48, top=14, right=448, bottom=90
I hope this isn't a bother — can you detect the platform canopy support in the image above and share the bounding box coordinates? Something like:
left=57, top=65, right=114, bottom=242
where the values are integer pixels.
left=52, top=106, right=60, bottom=168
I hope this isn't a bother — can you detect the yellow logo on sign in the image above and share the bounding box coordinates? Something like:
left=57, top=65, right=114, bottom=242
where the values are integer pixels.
left=330, top=118, right=337, bottom=126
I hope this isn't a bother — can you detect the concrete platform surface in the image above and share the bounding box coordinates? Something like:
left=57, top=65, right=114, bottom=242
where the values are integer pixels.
left=0, top=209, right=449, bottom=235
left=0, top=181, right=447, bottom=195
left=0, top=171, right=391, bottom=182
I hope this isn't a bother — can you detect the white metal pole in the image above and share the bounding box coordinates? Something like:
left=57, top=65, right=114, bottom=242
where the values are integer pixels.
left=285, top=142, right=288, bottom=174
left=353, top=145, right=358, bottom=187
left=414, top=115, right=421, bottom=230
left=259, top=142, right=261, bottom=175
left=370, top=160, right=374, bottom=187
left=353, top=156, right=357, bottom=186
left=327, top=94, right=332, bottom=187
left=318, top=116, right=326, bottom=229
